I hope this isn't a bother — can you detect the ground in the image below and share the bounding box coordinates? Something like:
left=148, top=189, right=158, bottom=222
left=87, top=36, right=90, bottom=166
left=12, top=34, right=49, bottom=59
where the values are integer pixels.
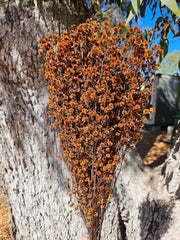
left=136, top=131, right=171, bottom=165
left=0, top=131, right=171, bottom=240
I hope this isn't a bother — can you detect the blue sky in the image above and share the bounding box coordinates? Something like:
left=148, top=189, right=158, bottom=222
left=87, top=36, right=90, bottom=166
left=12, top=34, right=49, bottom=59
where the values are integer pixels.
left=99, top=1, right=180, bottom=54
left=132, top=7, right=180, bottom=54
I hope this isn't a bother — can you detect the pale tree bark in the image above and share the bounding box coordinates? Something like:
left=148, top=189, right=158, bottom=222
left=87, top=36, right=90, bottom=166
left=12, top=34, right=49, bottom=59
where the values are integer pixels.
left=0, top=1, right=180, bottom=240
left=0, top=1, right=89, bottom=239
left=103, top=131, right=180, bottom=240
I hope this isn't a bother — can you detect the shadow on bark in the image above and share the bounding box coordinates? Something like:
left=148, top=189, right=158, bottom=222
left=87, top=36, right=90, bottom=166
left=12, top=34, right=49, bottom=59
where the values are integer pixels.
left=146, top=154, right=167, bottom=168
left=139, top=199, right=174, bottom=240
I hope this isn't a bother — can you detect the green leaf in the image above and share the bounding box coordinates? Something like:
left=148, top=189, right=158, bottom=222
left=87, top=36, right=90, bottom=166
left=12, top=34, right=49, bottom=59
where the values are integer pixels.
left=126, top=9, right=136, bottom=24
left=170, top=23, right=175, bottom=35
left=163, top=39, right=169, bottom=57
left=131, top=0, right=139, bottom=15
left=33, top=0, right=38, bottom=7
left=163, top=23, right=170, bottom=30
left=156, top=16, right=164, bottom=25
left=173, top=31, right=180, bottom=37
left=126, top=0, right=143, bottom=24
left=141, top=31, right=146, bottom=37
left=19, top=0, right=24, bottom=7
left=161, top=0, right=180, bottom=18
left=39, top=0, right=43, bottom=7
left=165, top=25, right=170, bottom=36
left=152, top=9, right=156, bottom=20
left=140, top=2, right=146, bottom=18
left=152, top=1, right=157, bottom=12
left=160, top=37, right=169, bottom=62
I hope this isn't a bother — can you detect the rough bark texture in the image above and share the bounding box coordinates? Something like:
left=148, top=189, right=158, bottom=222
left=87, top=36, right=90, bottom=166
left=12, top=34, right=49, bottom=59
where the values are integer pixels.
left=0, top=1, right=180, bottom=240
left=0, top=1, right=89, bottom=239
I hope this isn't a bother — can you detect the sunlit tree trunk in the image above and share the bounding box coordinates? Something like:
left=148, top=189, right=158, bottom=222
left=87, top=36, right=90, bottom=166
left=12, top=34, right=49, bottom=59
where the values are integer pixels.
left=0, top=0, right=180, bottom=239
left=0, top=0, right=89, bottom=239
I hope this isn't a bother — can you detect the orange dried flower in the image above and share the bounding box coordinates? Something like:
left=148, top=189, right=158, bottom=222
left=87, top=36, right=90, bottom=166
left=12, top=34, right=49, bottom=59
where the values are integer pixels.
left=38, top=50, right=43, bottom=55
left=103, top=21, right=109, bottom=29
left=109, top=175, right=113, bottom=180
left=143, top=109, right=150, bottom=114
left=113, top=155, right=119, bottom=161
left=40, top=19, right=161, bottom=230
left=100, top=143, right=105, bottom=148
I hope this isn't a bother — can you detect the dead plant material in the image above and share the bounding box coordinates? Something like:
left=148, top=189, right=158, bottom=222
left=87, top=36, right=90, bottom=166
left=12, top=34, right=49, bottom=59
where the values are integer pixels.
left=0, top=132, right=170, bottom=240
left=0, top=188, right=11, bottom=240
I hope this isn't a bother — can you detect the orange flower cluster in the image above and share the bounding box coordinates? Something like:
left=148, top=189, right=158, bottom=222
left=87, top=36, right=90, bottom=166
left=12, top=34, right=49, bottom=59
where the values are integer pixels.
left=39, top=19, right=161, bottom=236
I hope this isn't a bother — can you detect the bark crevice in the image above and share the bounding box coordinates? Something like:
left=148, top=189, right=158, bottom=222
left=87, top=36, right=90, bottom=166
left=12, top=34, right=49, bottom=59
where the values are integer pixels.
left=139, top=199, right=174, bottom=240
left=0, top=1, right=180, bottom=239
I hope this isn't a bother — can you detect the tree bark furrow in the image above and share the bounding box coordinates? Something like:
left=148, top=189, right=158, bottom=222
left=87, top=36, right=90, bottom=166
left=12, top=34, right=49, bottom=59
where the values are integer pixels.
left=0, top=1, right=180, bottom=239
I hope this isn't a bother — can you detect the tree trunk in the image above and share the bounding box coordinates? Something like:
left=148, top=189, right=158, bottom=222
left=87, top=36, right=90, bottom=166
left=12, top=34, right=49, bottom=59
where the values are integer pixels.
left=101, top=131, right=180, bottom=240
left=0, top=1, right=180, bottom=239
left=0, top=1, right=90, bottom=239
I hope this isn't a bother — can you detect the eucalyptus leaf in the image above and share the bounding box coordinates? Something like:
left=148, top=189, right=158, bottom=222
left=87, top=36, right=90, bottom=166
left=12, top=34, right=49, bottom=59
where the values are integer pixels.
left=140, top=2, right=146, bottom=18
left=163, top=23, right=170, bottom=31
left=19, top=0, right=25, bottom=7
left=160, top=37, right=169, bottom=62
left=33, top=0, right=38, bottom=7
left=173, top=31, right=180, bottom=37
left=165, top=25, right=170, bottom=37
left=156, top=16, right=164, bottom=25
left=169, top=19, right=176, bottom=34
left=39, top=0, right=43, bottom=7
left=126, top=0, right=143, bottom=24
left=131, top=0, right=140, bottom=15
left=161, top=0, right=180, bottom=18
left=152, top=9, right=156, bottom=19
left=126, top=9, right=136, bottom=23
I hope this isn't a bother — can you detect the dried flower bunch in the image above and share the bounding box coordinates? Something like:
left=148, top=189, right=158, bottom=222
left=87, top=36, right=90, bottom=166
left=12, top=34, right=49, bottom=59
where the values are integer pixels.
left=39, top=19, right=161, bottom=239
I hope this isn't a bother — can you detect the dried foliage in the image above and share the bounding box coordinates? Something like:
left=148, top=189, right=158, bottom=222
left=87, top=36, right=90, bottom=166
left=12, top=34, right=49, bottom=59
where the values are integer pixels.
left=0, top=188, right=11, bottom=240
left=39, top=20, right=162, bottom=239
